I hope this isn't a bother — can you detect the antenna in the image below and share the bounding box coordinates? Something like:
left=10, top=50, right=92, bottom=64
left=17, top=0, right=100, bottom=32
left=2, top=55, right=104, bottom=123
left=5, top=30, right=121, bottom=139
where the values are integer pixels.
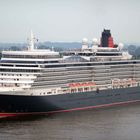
left=51, top=46, right=54, bottom=51
left=30, top=30, right=35, bottom=51
left=27, top=30, right=38, bottom=51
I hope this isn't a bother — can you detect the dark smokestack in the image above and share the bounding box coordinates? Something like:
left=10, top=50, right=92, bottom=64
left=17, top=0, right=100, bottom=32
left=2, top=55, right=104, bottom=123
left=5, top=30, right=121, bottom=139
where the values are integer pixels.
left=100, top=29, right=114, bottom=48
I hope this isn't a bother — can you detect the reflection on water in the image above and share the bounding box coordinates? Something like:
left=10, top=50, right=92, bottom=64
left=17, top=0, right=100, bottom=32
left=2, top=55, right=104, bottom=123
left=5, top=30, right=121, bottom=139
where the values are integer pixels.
left=0, top=103, right=140, bottom=140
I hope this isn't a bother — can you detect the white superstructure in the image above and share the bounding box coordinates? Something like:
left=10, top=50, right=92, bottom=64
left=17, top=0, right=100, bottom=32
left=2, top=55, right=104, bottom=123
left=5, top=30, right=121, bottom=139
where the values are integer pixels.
left=0, top=34, right=140, bottom=97
left=0, top=32, right=60, bottom=92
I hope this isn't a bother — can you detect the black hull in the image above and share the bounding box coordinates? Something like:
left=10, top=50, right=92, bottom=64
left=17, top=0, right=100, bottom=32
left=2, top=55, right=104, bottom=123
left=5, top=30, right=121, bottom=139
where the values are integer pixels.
left=0, top=86, right=140, bottom=117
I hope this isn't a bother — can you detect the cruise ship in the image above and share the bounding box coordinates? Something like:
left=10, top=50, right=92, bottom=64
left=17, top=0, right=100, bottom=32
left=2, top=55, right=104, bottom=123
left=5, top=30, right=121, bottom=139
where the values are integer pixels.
left=0, top=29, right=140, bottom=118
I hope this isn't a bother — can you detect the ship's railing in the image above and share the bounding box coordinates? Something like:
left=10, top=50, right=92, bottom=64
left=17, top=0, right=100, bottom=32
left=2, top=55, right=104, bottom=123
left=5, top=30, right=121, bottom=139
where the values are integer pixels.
left=33, top=77, right=93, bottom=87
left=41, top=70, right=92, bottom=77
left=112, top=78, right=138, bottom=88
left=31, top=80, right=140, bottom=96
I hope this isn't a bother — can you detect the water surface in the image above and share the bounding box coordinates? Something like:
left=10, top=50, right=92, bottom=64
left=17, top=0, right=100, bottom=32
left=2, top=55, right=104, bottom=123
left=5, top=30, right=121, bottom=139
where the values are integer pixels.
left=0, top=103, right=140, bottom=140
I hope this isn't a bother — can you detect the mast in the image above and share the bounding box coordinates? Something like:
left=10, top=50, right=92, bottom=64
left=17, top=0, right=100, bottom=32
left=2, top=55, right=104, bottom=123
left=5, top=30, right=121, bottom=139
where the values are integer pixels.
left=28, top=30, right=35, bottom=51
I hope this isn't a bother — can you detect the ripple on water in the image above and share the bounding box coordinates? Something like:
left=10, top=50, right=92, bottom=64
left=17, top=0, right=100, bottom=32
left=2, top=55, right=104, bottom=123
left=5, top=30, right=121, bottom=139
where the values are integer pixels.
left=0, top=103, right=140, bottom=140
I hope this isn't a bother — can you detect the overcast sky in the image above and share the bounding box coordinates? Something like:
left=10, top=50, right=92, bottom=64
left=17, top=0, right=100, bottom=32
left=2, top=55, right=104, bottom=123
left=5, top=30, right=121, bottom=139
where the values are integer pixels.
left=0, top=0, right=140, bottom=43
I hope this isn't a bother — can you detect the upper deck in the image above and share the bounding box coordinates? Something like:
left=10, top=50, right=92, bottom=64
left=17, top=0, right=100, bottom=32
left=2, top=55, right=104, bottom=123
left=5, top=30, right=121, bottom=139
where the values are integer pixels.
left=0, top=31, right=135, bottom=94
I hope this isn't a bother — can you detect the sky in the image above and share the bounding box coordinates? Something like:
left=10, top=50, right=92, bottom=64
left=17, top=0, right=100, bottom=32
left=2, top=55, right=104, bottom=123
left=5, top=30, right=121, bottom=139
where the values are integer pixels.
left=0, top=0, right=140, bottom=44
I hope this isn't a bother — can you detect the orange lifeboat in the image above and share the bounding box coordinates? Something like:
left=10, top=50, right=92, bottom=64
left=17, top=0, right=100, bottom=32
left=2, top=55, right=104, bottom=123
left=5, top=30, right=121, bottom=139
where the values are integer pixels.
left=69, top=82, right=96, bottom=88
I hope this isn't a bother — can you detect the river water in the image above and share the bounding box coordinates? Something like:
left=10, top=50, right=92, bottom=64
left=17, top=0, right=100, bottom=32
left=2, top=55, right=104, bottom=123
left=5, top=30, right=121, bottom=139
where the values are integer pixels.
left=0, top=103, right=140, bottom=140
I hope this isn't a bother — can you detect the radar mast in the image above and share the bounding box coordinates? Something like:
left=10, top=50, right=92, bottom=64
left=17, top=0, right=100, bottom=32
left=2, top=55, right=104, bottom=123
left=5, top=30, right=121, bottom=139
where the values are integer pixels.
left=28, top=30, right=36, bottom=51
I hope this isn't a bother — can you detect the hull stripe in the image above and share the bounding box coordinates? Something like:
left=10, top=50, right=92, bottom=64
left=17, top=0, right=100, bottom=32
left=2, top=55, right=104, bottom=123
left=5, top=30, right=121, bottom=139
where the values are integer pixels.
left=0, top=99, right=140, bottom=117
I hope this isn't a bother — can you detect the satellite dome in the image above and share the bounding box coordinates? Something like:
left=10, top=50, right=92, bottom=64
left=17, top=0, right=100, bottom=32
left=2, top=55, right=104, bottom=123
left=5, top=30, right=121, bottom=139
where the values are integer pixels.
left=118, top=43, right=124, bottom=50
left=92, top=38, right=98, bottom=45
left=82, top=38, right=88, bottom=43
left=119, top=43, right=124, bottom=47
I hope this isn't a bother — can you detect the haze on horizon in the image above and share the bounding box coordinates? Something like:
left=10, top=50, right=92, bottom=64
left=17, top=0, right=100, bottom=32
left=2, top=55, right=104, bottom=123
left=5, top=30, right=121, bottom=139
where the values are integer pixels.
left=0, top=0, right=140, bottom=44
